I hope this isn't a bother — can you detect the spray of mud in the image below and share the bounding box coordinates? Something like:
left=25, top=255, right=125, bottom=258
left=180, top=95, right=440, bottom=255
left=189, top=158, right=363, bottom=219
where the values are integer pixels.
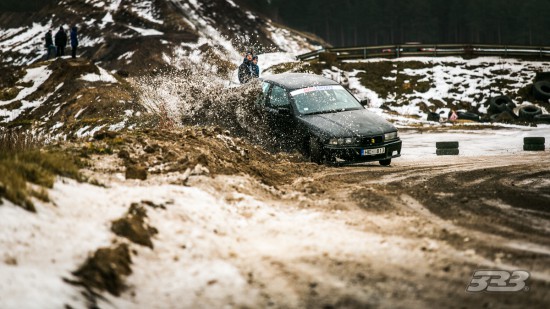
left=135, top=65, right=279, bottom=150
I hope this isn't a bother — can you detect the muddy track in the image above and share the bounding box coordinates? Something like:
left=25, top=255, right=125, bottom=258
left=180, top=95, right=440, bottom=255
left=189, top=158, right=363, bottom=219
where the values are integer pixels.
left=281, top=153, right=550, bottom=308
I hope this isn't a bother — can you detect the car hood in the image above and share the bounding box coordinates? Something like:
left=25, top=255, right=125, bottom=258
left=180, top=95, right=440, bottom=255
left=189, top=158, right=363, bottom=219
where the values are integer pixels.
left=298, top=109, right=396, bottom=137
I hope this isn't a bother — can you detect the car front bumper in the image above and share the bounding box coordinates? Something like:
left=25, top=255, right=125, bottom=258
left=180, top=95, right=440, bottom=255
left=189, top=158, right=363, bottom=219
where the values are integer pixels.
left=324, top=139, right=402, bottom=163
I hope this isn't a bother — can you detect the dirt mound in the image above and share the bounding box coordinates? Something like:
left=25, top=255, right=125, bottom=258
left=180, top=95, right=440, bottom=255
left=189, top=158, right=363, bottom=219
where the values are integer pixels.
left=72, top=244, right=132, bottom=297
left=77, top=127, right=318, bottom=187
left=112, top=203, right=158, bottom=249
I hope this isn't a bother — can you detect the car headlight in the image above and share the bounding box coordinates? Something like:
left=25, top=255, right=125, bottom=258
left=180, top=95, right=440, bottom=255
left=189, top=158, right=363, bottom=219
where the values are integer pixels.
left=384, top=131, right=399, bottom=141
left=329, top=137, right=358, bottom=145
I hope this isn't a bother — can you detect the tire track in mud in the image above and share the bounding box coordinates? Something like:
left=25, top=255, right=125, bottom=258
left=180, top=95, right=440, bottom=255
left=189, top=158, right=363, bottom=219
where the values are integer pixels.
left=286, top=153, right=550, bottom=306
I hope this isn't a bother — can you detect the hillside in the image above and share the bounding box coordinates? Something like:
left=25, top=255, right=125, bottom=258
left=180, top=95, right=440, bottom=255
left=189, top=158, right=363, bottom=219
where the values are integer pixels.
left=0, top=0, right=323, bottom=73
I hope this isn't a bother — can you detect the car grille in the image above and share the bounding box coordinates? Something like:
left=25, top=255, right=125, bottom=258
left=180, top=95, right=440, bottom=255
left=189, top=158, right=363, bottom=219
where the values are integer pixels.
left=359, top=135, right=384, bottom=147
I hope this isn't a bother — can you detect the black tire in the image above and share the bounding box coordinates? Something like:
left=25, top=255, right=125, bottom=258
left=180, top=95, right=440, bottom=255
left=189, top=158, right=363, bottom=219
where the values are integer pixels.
left=523, top=144, right=545, bottom=151
left=436, top=141, right=459, bottom=149
left=534, top=114, right=550, bottom=123
left=524, top=137, right=545, bottom=145
left=309, top=138, right=324, bottom=164
left=436, top=148, right=459, bottom=156
left=427, top=112, right=440, bottom=122
left=518, top=105, right=542, bottom=120
left=532, top=81, right=550, bottom=101
left=488, top=96, right=515, bottom=114
left=379, top=159, right=391, bottom=166
left=457, top=111, right=480, bottom=122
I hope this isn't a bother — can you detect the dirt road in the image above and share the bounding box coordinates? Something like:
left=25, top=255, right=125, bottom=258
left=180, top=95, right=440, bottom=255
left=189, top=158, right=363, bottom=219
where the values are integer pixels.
left=265, top=153, right=550, bottom=308
left=90, top=130, right=549, bottom=309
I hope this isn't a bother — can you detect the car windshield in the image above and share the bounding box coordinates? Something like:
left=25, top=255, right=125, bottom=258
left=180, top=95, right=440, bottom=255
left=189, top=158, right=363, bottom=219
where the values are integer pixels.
left=290, top=85, right=363, bottom=115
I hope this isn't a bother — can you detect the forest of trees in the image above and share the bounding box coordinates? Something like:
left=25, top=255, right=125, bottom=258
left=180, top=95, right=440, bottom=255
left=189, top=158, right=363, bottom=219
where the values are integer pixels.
left=241, top=0, right=550, bottom=47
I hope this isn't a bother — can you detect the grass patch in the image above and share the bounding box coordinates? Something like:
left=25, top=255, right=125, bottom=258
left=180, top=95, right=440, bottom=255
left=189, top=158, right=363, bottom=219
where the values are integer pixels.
left=0, top=87, right=21, bottom=101
left=0, top=130, right=81, bottom=212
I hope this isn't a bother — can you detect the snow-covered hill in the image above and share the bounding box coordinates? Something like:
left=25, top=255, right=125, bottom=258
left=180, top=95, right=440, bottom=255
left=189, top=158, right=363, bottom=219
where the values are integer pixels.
left=0, top=0, right=323, bottom=71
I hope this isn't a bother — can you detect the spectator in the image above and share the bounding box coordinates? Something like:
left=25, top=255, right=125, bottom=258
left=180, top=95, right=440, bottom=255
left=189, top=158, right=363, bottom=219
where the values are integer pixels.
left=44, top=30, right=56, bottom=60
left=238, top=51, right=254, bottom=84
left=251, top=55, right=259, bottom=78
left=54, top=26, right=68, bottom=57
left=70, top=26, right=79, bottom=59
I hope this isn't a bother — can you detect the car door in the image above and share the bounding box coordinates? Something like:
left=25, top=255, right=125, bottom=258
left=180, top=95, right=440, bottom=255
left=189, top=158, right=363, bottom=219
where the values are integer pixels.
left=265, top=84, right=297, bottom=149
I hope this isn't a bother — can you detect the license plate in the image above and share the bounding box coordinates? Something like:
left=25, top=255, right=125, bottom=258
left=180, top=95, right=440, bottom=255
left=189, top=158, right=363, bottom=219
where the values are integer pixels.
left=361, top=147, right=385, bottom=156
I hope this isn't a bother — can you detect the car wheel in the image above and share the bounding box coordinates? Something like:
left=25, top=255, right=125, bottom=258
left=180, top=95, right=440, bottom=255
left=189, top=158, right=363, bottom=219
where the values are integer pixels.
left=309, top=138, right=324, bottom=164
left=379, top=159, right=391, bottom=166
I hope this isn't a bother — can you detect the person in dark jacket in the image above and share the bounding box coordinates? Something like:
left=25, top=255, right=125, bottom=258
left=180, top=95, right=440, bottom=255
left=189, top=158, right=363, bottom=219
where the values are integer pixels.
left=238, top=51, right=254, bottom=84
left=54, top=26, right=68, bottom=57
left=251, top=55, right=260, bottom=78
left=70, top=26, right=79, bottom=58
left=44, top=30, right=56, bottom=60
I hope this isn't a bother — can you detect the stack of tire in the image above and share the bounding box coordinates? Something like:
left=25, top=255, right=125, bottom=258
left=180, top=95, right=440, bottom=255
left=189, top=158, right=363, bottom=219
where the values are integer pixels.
left=488, top=95, right=517, bottom=122
left=530, top=77, right=550, bottom=124
left=523, top=137, right=545, bottom=152
left=533, top=80, right=550, bottom=102
left=436, top=141, right=459, bottom=156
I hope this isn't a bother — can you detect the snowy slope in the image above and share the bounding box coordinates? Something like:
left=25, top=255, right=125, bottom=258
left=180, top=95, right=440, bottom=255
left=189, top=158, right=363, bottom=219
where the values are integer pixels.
left=323, top=57, right=550, bottom=122
left=0, top=0, right=323, bottom=71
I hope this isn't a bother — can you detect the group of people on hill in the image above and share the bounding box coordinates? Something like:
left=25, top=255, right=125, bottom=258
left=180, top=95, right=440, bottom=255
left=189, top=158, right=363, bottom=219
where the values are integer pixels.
left=238, top=51, right=260, bottom=84
left=45, top=26, right=79, bottom=60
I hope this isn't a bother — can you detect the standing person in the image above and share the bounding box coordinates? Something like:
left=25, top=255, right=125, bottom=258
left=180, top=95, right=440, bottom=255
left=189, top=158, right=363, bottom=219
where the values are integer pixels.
left=251, top=55, right=260, bottom=78
left=238, top=51, right=253, bottom=84
left=54, top=26, right=68, bottom=57
left=70, top=26, right=79, bottom=59
left=44, top=30, right=56, bottom=60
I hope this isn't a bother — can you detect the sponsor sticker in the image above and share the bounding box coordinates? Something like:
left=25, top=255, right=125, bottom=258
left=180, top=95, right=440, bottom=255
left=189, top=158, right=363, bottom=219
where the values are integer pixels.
left=290, top=85, right=343, bottom=97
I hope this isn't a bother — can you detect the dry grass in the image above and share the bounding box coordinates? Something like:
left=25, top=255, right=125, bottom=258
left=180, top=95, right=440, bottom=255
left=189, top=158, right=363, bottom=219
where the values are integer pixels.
left=0, top=129, right=81, bottom=212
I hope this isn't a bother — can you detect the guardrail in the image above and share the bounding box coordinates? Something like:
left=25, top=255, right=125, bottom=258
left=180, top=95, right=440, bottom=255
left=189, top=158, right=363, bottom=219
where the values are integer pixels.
left=297, top=44, right=550, bottom=61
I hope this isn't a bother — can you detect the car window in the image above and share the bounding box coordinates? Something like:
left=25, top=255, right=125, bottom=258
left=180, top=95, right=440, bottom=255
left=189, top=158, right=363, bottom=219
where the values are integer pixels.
left=291, top=85, right=363, bottom=115
left=256, top=82, right=271, bottom=106
left=268, top=85, right=290, bottom=107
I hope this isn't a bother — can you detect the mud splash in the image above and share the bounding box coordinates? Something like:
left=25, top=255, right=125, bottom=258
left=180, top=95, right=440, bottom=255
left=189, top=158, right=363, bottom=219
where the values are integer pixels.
left=135, top=68, right=278, bottom=150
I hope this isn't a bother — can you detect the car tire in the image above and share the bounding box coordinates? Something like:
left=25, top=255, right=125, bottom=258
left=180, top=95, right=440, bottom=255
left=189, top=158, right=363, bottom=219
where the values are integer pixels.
left=436, top=148, right=459, bottom=156
left=488, top=96, right=515, bottom=114
left=532, top=81, right=550, bottom=101
left=534, top=114, right=550, bottom=124
left=523, top=144, right=545, bottom=151
left=436, top=141, right=459, bottom=149
left=524, top=137, right=545, bottom=145
left=518, top=105, right=542, bottom=120
left=379, top=159, right=391, bottom=166
left=457, top=111, right=480, bottom=122
left=309, top=138, right=324, bottom=164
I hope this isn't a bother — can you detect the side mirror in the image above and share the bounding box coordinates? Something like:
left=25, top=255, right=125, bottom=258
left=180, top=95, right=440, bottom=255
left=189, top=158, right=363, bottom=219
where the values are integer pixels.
left=360, top=99, right=369, bottom=107
left=278, top=107, right=291, bottom=116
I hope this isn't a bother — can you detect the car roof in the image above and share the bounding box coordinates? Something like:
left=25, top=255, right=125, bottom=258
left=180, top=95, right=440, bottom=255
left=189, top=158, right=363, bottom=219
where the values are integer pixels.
left=261, top=73, right=339, bottom=91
